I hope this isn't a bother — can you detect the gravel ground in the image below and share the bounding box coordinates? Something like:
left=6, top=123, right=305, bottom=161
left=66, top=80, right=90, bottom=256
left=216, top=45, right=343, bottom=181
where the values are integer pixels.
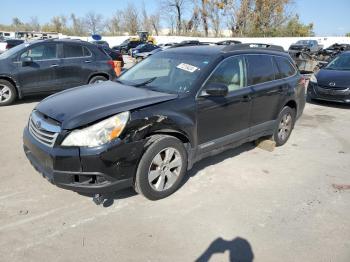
left=0, top=97, right=349, bottom=262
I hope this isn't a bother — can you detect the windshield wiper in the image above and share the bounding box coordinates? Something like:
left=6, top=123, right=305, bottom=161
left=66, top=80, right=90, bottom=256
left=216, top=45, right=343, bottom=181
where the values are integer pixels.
left=132, top=77, right=157, bottom=87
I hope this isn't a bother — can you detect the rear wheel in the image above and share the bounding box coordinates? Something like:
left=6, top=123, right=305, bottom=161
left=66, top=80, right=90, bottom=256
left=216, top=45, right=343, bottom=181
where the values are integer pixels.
left=273, top=106, right=296, bottom=146
left=135, top=135, right=187, bottom=200
left=0, top=80, right=17, bottom=106
left=89, top=75, right=108, bottom=84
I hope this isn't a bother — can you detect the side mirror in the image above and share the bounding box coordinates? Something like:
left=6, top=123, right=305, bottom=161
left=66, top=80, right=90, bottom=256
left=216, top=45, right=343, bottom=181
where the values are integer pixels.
left=201, top=83, right=228, bottom=97
left=22, top=56, right=33, bottom=66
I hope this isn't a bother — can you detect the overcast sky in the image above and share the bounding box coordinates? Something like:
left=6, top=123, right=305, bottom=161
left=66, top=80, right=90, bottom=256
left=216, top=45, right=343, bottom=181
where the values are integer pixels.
left=1, top=0, right=349, bottom=36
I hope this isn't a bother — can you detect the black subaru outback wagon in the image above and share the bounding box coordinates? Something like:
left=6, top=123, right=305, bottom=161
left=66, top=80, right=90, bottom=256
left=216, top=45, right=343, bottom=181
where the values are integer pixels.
left=23, top=44, right=305, bottom=200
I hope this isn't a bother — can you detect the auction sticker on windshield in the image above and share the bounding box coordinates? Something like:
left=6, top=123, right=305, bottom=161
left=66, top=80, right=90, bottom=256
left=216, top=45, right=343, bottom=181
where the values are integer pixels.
left=176, top=63, right=199, bottom=73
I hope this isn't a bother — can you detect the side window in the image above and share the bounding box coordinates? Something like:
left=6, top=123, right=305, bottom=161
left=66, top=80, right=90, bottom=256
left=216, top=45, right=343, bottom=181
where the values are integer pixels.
left=20, top=44, right=57, bottom=61
left=64, top=44, right=84, bottom=58
left=206, top=56, right=247, bottom=92
left=274, top=56, right=296, bottom=79
left=246, top=55, right=275, bottom=85
left=83, top=47, right=92, bottom=57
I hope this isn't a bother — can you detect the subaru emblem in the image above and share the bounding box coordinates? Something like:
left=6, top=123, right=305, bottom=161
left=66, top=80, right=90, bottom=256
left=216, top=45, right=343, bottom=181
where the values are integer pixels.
left=35, top=120, right=42, bottom=129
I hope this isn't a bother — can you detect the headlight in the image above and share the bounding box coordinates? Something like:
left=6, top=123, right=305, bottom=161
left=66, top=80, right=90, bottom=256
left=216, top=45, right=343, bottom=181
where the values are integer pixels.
left=310, top=74, right=317, bottom=84
left=61, top=111, right=129, bottom=147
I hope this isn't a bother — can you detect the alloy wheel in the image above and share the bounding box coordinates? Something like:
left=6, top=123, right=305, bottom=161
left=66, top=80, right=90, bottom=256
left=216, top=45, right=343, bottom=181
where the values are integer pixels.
left=148, top=147, right=183, bottom=191
left=0, top=84, right=11, bottom=103
left=278, top=113, right=292, bottom=142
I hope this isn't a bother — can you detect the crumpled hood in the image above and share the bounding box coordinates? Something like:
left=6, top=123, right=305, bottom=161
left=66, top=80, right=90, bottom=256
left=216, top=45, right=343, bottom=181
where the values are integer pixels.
left=35, top=81, right=178, bottom=129
left=316, top=69, right=350, bottom=88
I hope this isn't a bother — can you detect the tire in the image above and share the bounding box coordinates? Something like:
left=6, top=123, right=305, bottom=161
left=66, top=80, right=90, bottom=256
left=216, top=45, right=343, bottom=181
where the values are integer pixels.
left=135, top=135, right=188, bottom=200
left=0, top=79, right=17, bottom=106
left=89, top=75, right=108, bottom=84
left=272, top=106, right=296, bottom=146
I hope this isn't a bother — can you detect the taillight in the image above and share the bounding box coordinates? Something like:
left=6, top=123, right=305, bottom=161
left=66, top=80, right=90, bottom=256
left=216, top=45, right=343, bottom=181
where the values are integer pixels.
left=107, top=60, right=115, bottom=69
left=5, top=44, right=10, bottom=50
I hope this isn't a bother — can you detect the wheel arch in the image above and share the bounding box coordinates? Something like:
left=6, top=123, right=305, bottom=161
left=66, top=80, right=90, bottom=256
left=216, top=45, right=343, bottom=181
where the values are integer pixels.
left=87, top=72, right=111, bottom=84
left=0, top=75, right=22, bottom=98
left=284, top=100, right=297, bottom=114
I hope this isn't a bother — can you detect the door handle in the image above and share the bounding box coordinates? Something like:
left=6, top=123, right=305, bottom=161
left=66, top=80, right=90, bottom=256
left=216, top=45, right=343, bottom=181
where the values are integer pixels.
left=50, top=64, right=59, bottom=68
left=85, top=60, right=92, bottom=63
left=242, top=95, right=251, bottom=102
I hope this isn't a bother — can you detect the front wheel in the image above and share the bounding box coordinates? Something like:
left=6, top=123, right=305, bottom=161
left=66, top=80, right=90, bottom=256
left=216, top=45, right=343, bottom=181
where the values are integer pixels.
left=273, top=106, right=296, bottom=146
left=0, top=80, right=17, bottom=106
left=135, top=135, right=188, bottom=200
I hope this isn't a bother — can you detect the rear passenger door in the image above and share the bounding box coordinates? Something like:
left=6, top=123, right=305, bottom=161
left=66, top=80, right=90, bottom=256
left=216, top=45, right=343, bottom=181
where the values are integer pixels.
left=58, top=43, right=94, bottom=89
left=246, top=54, right=285, bottom=136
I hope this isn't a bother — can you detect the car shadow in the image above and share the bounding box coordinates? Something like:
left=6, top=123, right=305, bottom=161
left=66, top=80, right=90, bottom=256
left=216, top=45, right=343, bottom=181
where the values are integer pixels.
left=14, top=94, right=50, bottom=105
left=195, top=236, right=254, bottom=262
left=183, top=142, right=256, bottom=186
left=85, top=142, right=257, bottom=207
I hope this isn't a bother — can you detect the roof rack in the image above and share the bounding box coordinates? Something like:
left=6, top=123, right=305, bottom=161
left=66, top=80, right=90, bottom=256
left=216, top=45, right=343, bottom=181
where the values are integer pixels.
left=222, top=43, right=285, bottom=52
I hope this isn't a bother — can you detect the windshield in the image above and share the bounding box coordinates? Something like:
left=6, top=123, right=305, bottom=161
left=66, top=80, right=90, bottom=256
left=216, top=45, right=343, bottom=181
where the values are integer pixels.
left=325, top=53, right=350, bottom=71
left=118, top=52, right=213, bottom=94
left=296, top=40, right=313, bottom=46
left=0, top=42, right=27, bottom=59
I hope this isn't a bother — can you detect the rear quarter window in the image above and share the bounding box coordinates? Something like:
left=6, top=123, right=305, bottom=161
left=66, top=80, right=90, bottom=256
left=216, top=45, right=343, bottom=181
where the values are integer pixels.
left=246, top=55, right=275, bottom=85
left=274, top=56, right=296, bottom=79
left=64, top=44, right=84, bottom=58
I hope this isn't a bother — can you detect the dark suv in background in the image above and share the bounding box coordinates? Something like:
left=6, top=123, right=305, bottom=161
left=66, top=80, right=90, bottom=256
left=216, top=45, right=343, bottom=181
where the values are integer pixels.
left=0, top=39, right=116, bottom=106
left=23, top=44, right=305, bottom=201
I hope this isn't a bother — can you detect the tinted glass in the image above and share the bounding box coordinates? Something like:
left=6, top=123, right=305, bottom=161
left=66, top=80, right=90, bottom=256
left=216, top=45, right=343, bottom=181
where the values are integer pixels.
left=275, top=56, right=296, bottom=79
left=325, top=53, right=350, bottom=70
left=20, top=44, right=57, bottom=60
left=207, top=56, right=247, bottom=92
left=64, top=44, right=84, bottom=58
left=246, top=55, right=275, bottom=85
left=83, top=47, right=92, bottom=57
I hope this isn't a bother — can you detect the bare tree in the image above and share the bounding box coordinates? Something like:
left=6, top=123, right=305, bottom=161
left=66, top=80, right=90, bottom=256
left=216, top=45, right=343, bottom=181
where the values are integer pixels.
left=50, top=16, right=66, bottom=33
left=84, top=11, right=104, bottom=34
left=12, top=17, right=23, bottom=30
left=149, top=13, right=161, bottom=35
left=122, top=3, right=139, bottom=35
left=28, top=17, right=41, bottom=31
left=208, top=2, right=224, bottom=37
left=106, top=12, right=124, bottom=36
left=162, top=0, right=189, bottom=35
left=199, top=0, right=209, bottom=36
left=141, top=3, right=152, bottom=32
left=184, top=5, right=201, bottom=35
left=70, top=14, right=86, bottom=36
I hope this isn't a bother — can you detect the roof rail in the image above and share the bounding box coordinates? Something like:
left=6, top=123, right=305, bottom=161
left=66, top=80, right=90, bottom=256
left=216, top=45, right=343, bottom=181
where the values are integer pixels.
left=222, top=43, right=285, bottom=52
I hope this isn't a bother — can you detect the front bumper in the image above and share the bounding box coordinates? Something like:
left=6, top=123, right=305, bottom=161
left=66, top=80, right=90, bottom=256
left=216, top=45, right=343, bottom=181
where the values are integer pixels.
left=307, top=83, right=350, bottom=104
left=23, top=127, right=145, bottom=194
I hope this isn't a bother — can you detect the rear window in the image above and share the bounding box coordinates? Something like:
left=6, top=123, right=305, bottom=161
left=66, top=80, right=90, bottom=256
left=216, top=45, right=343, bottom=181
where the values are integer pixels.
left=246, top=55, right=275, bottom=85
left=64, top=44, right=91, bottom=58
left=274, top=56, right=296, bottom=79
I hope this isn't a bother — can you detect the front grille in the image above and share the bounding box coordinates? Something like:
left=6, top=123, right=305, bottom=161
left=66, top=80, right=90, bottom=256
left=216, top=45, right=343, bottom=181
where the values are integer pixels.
left=28, top=111, right=61, bottom=147
left=317, top=86, right=350, bottom=96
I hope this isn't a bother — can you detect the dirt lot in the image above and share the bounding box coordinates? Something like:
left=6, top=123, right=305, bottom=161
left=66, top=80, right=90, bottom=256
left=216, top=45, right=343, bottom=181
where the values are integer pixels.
left=0, top=98, right=349, bottom=262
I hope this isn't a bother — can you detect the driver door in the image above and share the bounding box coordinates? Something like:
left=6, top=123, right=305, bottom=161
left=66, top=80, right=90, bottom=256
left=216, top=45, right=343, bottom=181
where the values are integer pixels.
left=196, top=55, right=253, bottom=152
